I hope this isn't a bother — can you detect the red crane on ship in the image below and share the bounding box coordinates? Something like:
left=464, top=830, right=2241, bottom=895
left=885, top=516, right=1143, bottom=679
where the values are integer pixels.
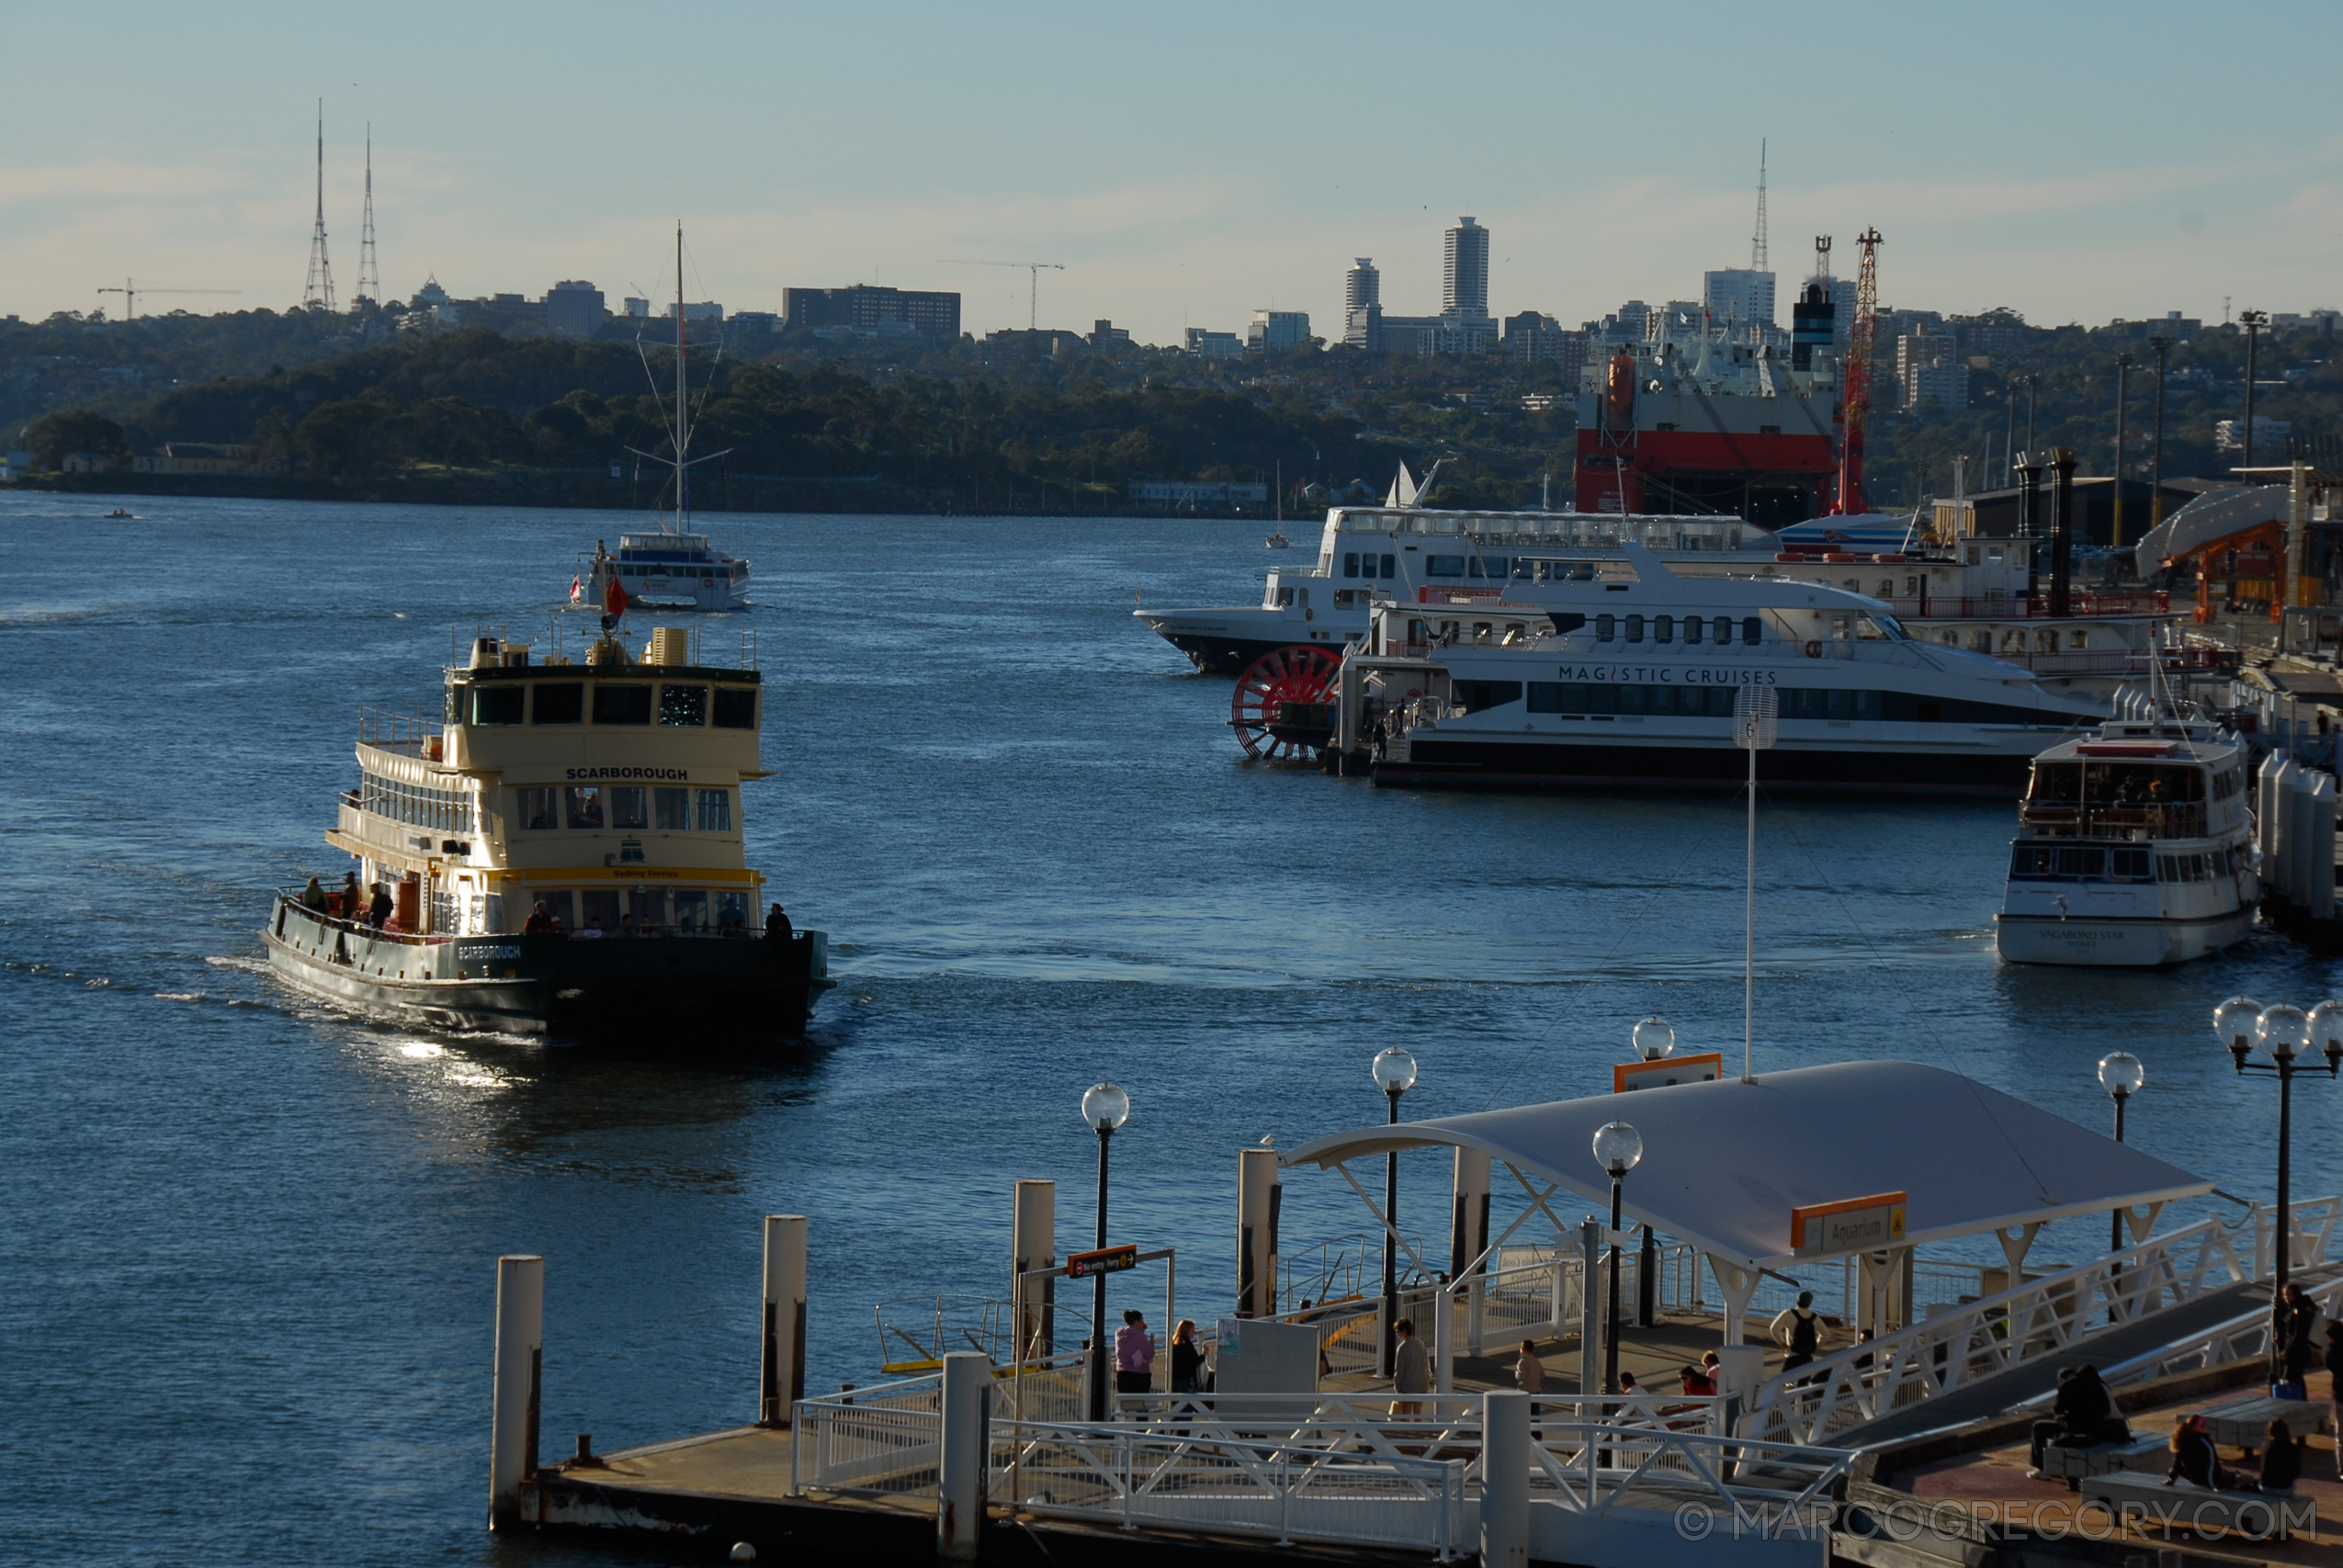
left=1832, top=227, right=1882, bottom=515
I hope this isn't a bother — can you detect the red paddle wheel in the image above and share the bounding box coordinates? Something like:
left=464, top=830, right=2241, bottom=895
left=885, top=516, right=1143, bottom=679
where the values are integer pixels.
left=1230, top=644, right=1342, bottom=761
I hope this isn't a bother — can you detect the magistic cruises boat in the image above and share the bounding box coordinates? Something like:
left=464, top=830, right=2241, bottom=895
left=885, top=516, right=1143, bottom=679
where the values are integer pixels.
left=1139, top=502, right=2182, bottom=699
left=1994, top=693, right=2256, bottom=967
left=263, top=621, right=832, bottom=1038
left=1317, top=542, right=2104, bottom=792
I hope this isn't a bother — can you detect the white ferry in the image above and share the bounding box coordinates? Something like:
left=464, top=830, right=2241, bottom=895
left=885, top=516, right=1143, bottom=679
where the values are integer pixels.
left=1319, top=543, right=2104, bottom=793
left=1994, top=704, right=2257, bottom=967
left=593, top=530, right=752, bottom=612
left=262, top=624, right=832, bottom=1038
left=1138, top=503, right=2179, bottom=697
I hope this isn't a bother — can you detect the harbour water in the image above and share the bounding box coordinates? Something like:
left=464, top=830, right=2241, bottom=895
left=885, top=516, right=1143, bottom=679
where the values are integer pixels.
left=3, top=493, right=2337, bottom=1565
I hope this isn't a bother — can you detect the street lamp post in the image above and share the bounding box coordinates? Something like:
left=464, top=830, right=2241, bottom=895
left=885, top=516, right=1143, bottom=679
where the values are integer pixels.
left=1630, top=1020, right=1672, bottom=1325
left=2213, top=998, right=2343, bottom=1390
left=1372, top=1046, right=1418, bottom=1377
left=2097, top=1051, right=2145, bottom=1253
left=2112, top=354, right=2134, bottom=549
left=2238, top=310, right=2268, bottom=472
left=1592, top=1121, right=1643, bottom=1395
left=1081, top=1081, right=1130, bottom=1421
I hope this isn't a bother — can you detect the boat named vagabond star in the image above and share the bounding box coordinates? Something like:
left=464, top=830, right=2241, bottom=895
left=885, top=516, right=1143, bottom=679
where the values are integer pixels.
left=263, top=617, right=832, bottom=1038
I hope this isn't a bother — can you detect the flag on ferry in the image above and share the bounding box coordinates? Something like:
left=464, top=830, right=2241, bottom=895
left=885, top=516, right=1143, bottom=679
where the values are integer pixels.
left=604, top=570, right=629, bottom=619
left=570, top=574, right=583, bottom=605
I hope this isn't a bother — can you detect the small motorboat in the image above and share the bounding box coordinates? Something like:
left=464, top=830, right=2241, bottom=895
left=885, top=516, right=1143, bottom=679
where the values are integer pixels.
left=1265, top=532, right=1290, bottom=549
left=106, top=507, right=135, bottom=519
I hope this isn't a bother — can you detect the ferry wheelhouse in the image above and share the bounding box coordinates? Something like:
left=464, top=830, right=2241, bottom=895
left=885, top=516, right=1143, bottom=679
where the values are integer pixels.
left=1319, top=543, right=2105, bottom=793
left=1993, top=714, right=2256, bottom=967
left=263, top=626, right=831, bottom=1037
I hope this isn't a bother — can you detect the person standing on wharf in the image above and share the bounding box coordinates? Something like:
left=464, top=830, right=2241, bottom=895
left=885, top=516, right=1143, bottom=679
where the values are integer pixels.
left=1115, top=1310, right=1155, bottom=1394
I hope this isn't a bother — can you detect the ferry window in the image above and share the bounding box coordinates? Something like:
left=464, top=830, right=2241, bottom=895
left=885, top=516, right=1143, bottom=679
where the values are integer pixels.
left=1684, top=616, right=1703, bottom=646
left=1624, top=614, right=1645, bottom=644
left=2111, top=848, right=2152, bottom=880
left=470, top=685, right=524, bottom=726
left=593, top=683, right=652, bottom=725
left=533, top=682, right=583, bottom=726
left=609, top=787, right=648, bottom=829
left=1548, top=613, right=1588, bottom=636
left=467, top=895, right=484, bottom=933
left=2157, top=855, right=2178, bottom=882
left=565, top=786, right=605, bottom=829
left=1741, top=616, right=1762, bottom=645
left=713, top=687, right=757, bottom=729
left=660, top=684, right=709, bottom=727
left=673, top=890, right=710, bottom=932
left=696, top=788, right=732, bottom=832
left=718, top=891, right=749, bottom=931
left=1343, top=552, right=1360, bottom=578
left=654, top=787, right=692, bottom=830
left=579, top=889, right=621, bottom=934
left=1380, top=553, right=1396, bottom=579
left=2009, top=845, right=2057, bottom=878
left=1654, top=615, right=1675, bottom=644
left=1454, top=680, right=1523, bottom=713
left=1595, top=614, right=1616, bottom=642
left=517, top=787, right=559, bottom=830
left=1425, top=555, right=1466, bottom=578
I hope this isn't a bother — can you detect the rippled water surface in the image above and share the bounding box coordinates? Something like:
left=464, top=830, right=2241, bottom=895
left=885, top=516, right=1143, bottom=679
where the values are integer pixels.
left=3, top=492, right=2337, bottom=1564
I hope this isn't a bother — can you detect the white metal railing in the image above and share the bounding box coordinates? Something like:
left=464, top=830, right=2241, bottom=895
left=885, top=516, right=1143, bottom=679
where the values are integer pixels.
left=1747, top=1201, right=2340, bottom=1444
left=2055, top=1269, right=2343, bottom=1395
left=790, top=1371, right=944, bottom=1494
left=1522, top=1419, right=1853, bottom=1538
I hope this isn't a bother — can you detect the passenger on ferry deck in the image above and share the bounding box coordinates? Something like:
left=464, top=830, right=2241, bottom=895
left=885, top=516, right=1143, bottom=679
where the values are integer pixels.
left=578, top=918, right=604, bottom=940
left=523, top=900, right=556, bottom=934
left=618, top=913, right=637, bottom=938
left=342, top=872, right=363, bottom=918
left=766, top=904, right=794, bottom=941
left=300, top=877, right=328, bottom=912
left=368, top=884, right=393, bottom=929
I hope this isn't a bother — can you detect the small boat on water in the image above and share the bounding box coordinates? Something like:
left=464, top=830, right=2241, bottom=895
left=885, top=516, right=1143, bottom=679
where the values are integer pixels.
left=1994, top=682, right=2257, bottom=967
left=106, top=507, right=134, bottom=518
left=262, top=614, right=832, bottom=1039
left=1265, top=532, right=1290, bottom=550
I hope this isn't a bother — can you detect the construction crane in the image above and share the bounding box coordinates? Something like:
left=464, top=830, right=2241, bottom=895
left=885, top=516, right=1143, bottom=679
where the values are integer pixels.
left=96, top=279, right=241, bottom=321
left=937, top=258, right=1064, bottom=331
left=1832, top=227, right=1882, bottom=516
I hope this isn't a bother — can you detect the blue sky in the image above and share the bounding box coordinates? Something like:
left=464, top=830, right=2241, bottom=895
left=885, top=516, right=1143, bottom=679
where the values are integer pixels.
left=2, top=1, right=2336, bottom=342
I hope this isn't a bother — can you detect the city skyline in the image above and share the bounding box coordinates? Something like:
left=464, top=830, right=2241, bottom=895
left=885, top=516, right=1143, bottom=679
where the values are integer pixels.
left=1, top=1, right=2337, bottom=340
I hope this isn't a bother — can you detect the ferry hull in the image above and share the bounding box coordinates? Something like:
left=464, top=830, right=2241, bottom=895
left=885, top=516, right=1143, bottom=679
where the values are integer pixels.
left=1372, top=736, right=2043, bottom=795
left=1993, top=908, right=2255, bottom=967
left=263, top=900, right=829, bottom=1040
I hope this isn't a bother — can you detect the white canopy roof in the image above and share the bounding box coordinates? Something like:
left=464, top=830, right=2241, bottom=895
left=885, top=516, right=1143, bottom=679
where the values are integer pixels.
left=2133, top=483, right=2281, bottom=576
left=1281, top=1060, right=2211, bottom=1271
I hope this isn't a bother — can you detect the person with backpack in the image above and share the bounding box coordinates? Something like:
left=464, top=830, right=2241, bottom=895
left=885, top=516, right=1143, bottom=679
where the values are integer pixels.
left=1771, top=1291, right=1822, bottom=1371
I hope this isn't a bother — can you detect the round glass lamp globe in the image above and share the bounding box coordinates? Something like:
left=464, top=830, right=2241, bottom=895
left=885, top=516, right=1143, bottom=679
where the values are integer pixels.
left=2097, top=1050, right=2145, bottom=1100
left=2258, top=1003, right=2310, bottom=1063
left=1081, top=1081, right=1131, bottom=1132
left=1632, top=1016, right=1676, bottom=1062
left=1591, top=1120, right=1643, bottom=1176
left=2307, top=999, right=2343, bottom=1058
left=2212, top=996, right=2263, bottom=1051
left=1371, top=1046, right=1419, bottom=1095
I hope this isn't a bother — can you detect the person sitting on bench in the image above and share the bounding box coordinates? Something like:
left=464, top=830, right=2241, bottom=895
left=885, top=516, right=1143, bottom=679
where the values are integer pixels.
left=2165, top=1414, right=2225, bottom=1489
left=2029, top=1364, right=2124, bottom=1478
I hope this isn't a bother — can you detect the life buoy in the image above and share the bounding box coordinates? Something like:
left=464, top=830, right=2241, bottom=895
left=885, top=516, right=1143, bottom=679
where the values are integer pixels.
left=1805, top=640, right=1822, bottom=659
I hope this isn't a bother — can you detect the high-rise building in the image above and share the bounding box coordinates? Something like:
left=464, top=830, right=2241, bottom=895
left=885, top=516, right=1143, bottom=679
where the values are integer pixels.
left=1443, top=217, right=1489, bottom=319
left=1185, top=327, right=1244, bottom=358
left=1702, top=268, right=1777, bottom=332
left=1249, top=310, right=1312, bottom=353
left=1343, top=258, right=1382, bottom=349
left=543, top=280, right=606, bottom=339
left=1896, top=332, right=1967, bottom=410
left=781, top=285, right=960, bottom=337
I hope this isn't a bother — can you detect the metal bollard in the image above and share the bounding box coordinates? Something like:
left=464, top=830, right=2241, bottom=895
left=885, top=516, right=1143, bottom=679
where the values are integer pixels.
left=489, top=1254, right=544, bottom=1531
left=937, top=1351, right=990, bottom=1562
left=1480, top=1390, right=1530, bottom=1568
left=760, top=1216, right=808, bottom=1427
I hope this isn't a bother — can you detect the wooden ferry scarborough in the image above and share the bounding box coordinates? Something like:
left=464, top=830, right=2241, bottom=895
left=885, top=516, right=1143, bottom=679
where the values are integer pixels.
left=264, top=617, right=831, bottom=1039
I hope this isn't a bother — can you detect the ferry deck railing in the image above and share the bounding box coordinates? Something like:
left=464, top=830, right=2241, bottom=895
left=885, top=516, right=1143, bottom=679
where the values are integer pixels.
left=1745, top=1197, right=2341, bottom=1446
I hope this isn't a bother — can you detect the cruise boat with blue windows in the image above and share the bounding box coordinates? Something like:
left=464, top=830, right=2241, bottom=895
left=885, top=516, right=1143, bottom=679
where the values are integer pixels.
left=1993, top=708, right=2257, bottom=966
left=1320, top=543, right=2105, bottom=793
left=263, top=623, right=832, bottom=1039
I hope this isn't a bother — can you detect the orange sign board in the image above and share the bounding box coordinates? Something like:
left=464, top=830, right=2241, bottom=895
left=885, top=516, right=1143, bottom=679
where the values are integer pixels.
left=1613, top=1052, right=1725, bottom=1093
left=1067, top=1244, right=1138, bottom=1279
left=1790, top=1192, right=1908, bottom=1258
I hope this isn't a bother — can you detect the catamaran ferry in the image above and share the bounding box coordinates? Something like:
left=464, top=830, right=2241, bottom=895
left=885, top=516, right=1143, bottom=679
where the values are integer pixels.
left=262, top=623, right=832, bottom=1038
left=583, top=530, right=752, bottom=612
left=1317, top=543, right=2105, bottom=793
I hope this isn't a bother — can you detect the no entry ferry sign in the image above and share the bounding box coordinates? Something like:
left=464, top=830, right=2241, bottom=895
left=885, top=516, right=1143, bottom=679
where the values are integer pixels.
left=1066, top=1244, right=1138, bottom=1279
left=1790, top=1192, right=1907, bottom=1258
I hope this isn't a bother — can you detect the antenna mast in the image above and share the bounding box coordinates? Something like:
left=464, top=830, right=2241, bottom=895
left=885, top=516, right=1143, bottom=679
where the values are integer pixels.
left=675, top=223, right=689, bottom=535
left=1833, top=227, right=1882, bottom=515
left=303, top=101, right=335, bottom=311
left=356, top=124, right=379, bottom=307
left=1751, top=139, right=1768, bottom=272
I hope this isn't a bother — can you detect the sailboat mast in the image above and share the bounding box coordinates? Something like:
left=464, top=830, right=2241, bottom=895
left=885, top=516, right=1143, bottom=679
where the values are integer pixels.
left=675, top=223, right=688, bottom=534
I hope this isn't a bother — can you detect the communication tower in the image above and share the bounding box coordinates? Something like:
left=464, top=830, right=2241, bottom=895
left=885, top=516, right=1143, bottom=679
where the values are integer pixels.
left=1832, top=228, right=1882, bottom=515
left=356, top=124, right=380, bottom=307
left=1750, top=140, right=1768, bottom=272
left=302, top=102, right=335, bottom=312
